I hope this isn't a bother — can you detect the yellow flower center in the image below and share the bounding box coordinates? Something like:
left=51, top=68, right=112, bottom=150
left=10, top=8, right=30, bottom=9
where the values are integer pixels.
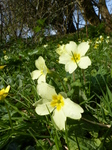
left=41, top=70, right=44, bottom=74
left=40, top=67, right=49, bottom=75
left=71, top=53, right=80, bottom=62
left=94, top=44, right=99, bottom=49
left=51, top=94, right=64, bottom=111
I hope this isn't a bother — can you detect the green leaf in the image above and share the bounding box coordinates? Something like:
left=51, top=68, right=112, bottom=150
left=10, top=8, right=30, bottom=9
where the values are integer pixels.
left=34, top=26, right=41, bottom=33
left=25, top=146, right=35, bottom=150
left=37, top=19, right=45, bottom=26
left=28, top=49, right=39, bottom=56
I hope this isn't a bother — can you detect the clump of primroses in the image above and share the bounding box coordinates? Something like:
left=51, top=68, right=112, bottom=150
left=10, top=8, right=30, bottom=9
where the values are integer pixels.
left=31, top=41, right=91, bottom=130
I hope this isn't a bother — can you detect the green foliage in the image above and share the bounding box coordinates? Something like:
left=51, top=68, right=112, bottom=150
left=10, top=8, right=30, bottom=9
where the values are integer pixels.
left=0, top=33, right=112, bottom=149
left=34, top=26, right=42, bottom=33
left=33, top=19, right=46, bottom=33
left=37, top=19, right=46, bottom=27
left=88, top=23, right=106, bottom=38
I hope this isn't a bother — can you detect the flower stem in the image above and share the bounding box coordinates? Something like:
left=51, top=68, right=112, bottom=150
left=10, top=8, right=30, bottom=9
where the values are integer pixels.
left=82, top=70, right=86, bottom=84
left=72, top=72, right=75, bottom=81
left=82, top=117, right=111, bottom=128
left=65, top=122, right=70, bottom=150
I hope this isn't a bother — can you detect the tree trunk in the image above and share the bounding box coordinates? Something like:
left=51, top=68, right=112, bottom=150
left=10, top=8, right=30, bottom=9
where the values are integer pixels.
left=0, top=4, right=3, bottom=42
left=67, top=4, right=76, bottom=33
left=99, top=0, right=112, bottom=31
left=76, top=0, right=101, bottom=26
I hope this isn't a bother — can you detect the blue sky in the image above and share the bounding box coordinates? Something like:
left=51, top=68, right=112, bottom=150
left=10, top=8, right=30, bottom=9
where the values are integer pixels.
left=106, top=0, right=112, bottom=13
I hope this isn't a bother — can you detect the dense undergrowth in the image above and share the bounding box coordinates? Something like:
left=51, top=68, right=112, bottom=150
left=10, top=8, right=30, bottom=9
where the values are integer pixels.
left=0, top=29, right=112, bottom=150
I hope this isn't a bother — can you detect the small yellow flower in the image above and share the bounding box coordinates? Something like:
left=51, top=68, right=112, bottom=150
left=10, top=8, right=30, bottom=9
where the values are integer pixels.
left=87, top=39, right=92, bottom=44
left=96, top=40, right=100, bottom=44
left=56, top=44, right=66, bottom=55
left=3, top=50, right=6, bottom=54
left=0, top=65, right=6, bottom=70
left=63, top=78, right=68, bottom=82
left=60, top=41, right=63, bottom=44
left=0, top=85, right=10, bottom=100
left=94, top=44, right=99, bottom=49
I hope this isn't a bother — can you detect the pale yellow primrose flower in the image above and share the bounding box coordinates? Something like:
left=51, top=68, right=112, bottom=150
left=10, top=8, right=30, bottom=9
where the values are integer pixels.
left=59, top=41, right=91, bottom=74
left=56, top=44, right=66, bottom=55
left=31, top=56, right=49, bottom=84
left=43, top=44, right=48, bottom=48
left=4, top=55, right=9, bottom=60
left=87, top=39, right=92, bottom=45
left=0, top=85, right=10, bottom=100
left=99, top=35, right=104, bottom=42
left=63, top=77, right=68, bottom=82
left=34, top=83, right=84, bottom=130
left=106, top=39, right=109, bottom=43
